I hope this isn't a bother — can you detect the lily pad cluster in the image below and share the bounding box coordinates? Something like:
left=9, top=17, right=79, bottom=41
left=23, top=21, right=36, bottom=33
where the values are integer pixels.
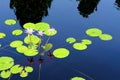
left=0, top=56, right=33, bottom=79
left=86, top=28, right=113, bottom=41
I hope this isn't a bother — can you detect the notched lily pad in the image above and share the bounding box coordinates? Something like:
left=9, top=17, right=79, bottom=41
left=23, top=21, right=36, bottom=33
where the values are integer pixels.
left=12, top=29, right=23, bottom=36
left=20, top=70, right=28, bottom=78
left=66, top=37, right=76, bottom=44
left=10, top=40, right=23, bottom=48
left=99, top=34, right=112, bottom=41
left=4, top=19, right=16, bottom=26
left=73, top=43, right=87, bottom=50
left=0, top=70, right=11, bottom=79
left=0, top=32, right=6, bottom=39
left=25, top=66, right=33, bottom=73
left=10, top=65, right=23, bottom=74
left=81, top=39, right=92, bottom=45
left=71, top=77, right=86, bottom=80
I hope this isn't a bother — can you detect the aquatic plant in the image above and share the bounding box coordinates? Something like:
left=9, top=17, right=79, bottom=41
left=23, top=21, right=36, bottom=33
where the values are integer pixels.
left=71, top=77, right=85, bottom=80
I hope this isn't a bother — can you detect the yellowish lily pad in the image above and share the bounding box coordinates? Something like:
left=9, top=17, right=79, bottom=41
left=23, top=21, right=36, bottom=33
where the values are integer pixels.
left=0, top=32, right=6, bottom=39
left=81, top=39, right=92, bottom=45
left=0, top=70, right=11, bottom=79
left=73, top=43, right=87, bottom=50
left=25, top=66, right=33, bottom=73
left=99, top=34, right=112, bottom=41
left=12, top=29, right=23, bottom=36
left=66, top=37, right=76, bottom=44
left=10, top=65, right=23, bottom=74
left=23, top=22, right=35, bottom=29
left=10, top=40, right=23, bottom=48
left=4, top=19, right=16, bottom=26
left=71, top=77, right=85, bottom=80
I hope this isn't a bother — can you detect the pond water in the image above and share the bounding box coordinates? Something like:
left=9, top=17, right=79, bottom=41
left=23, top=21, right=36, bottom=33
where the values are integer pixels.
left=0, top=0, right=120, bottom=80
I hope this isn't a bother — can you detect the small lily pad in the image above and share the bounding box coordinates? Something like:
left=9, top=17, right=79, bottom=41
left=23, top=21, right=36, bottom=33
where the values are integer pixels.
left=73, top=43, right=87, bottom=50
left=86, top=28, right=102, bottom=37
left=0, top=70, right=11, bottom=79
left=12, top=29, right=23, bottom=36
left=44, top=29, right=57, bottom=36
left=25, top=66, right=33, bottom=73
left=81, top=39, right=92, bottom=45
left=53, top=48, right=70, bottom=58
left=71, top=77, right=85, bottom=80
left=23, top=22, right=35, bottom=29
left=99, top=34, right=113, bottom=41
left=4, top=19, right=16, bottom=26
left=0, top=56, right=14, bottom=71
left=42, top=43, right=53, bottom=52
left=10, top=40, right=23, bottom=48
left=66, top=37, right=76, bottom=44
left=10, top=65, right=23, bottom=74
left=20, top=70, right=28, bottom=78
left=16, top=46, right=28, bottom=53
left=0, top=32, right=6, bottom=39
left=24, top=49, right=38, bottom=56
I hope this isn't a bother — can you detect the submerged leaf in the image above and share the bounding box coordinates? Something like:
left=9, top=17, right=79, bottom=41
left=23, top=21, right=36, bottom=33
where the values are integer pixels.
left=53, top=48, right=70, bottom=58
left=71, top=77, right=85, bottom=80
left=81, top=39, right=92, bottom=45
left=0, top=70, right=11, bottom=79
left=10, top=65, right=23, bottom=74
left=4, top=19, right=16, bottom=26
left=10, top=40, right=23, bottom=48
left=12, top=29, right=23, bottom=36
left=73, top=43, right=87, bottom=50
left=0, top=32, right=6, bottom=39
left=0, top=56, right=14, bottom=71
left=86, top=28, right=102, bottom=37
left=25, top=66, right=33, bottom=73
left=42, top=43, right=53, bottom=51
left=23, top=22, right=35, bottom=29
left=66, top=37, right=76, bottom=44
left=99, top=34, right=112, bottom=41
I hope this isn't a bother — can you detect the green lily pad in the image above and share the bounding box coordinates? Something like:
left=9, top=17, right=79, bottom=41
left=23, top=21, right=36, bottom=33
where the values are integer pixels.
left=12, top=29, right=23, bottom=36
left=10, top=40, right=23, bottom=48
left=99, top=34, right=113, bottom=41
left=0, top=70, right=11, bottom=79
left=23, top=22, right=35, bottom=29
left=81, top=39, right=92, bottom=45
left=0, top=56, right=14, bottom=71
left=86, top=28, right=102, bottom=37
left=66, top=37, right=76, bottom=44
left=53, top=48, right=70, bottom=58
left=20, top=70, right=28, bottom=78
left=16, top=46, right=28, bottom=53
left=44, top=29, right=57, bottom=36
left=73, top=43, right=87, bottom=50
left=24, top=35, right=41, bottom=44
left=24, top=49, right=38, bottom=56
left=25, top=66, right=33, bottom=73
left=42, top=43, right=53, bottom=51
left=0, top=32, right=6, bottom=39
left=4, top=19, right=16, bottom=26
left=10, top=65, right=23, bottom=74
left=35, top=22, right=50, bottom=31
left=71, top=77, right=85, bottom=80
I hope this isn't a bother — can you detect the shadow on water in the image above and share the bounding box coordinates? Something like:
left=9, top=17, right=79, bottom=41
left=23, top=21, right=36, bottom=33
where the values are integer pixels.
left=77, top=0, right=100, bottom=18
left=10, top=0, right=53, bottom=26
left=115, top=0, right=120, bottom=10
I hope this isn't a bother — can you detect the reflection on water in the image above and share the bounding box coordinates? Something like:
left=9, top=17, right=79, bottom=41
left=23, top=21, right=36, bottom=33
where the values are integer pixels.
left=115, top=0, right=120, bottom=10
left=77, top=0, right=100, bottom=18
left=10, top=0, right=53, bottom=26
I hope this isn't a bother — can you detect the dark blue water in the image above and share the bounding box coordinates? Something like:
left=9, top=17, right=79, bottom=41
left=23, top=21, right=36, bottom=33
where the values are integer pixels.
left=0, top=0, right=120, bottom=80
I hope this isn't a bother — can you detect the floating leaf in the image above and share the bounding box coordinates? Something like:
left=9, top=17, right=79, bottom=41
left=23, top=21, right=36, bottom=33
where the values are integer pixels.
left=71, top=77, right=85, bottom=80
left=23, top=22, right=35, bottom=29
left=44, top=29, right=57, bottom=36
left=86, top=28, right=102, bottom=37
left=16, top=46, right=28, bottom=53
left=12, top=29, right=23, bottom=36
left=25, top=66, right=33, bottom=73
left=81, top=39, right=92, bottom=45
left=0, top=32, right=6, bottom=39
left=10, top=40, right=23, bottom=48
left=99, top=34, right=112, bottom=41
left=66, top=37, right=76, bottom=44
left=0, top=70, right=11, bottom=79
left=10, top=65, right=23, bottom=74
left=35, top=22, right=50, bottom=31
left=24, top=35, right=41, bottom=44
left=73, top=43, right=87, bottom=50
left=24, top=49, right=38, bottom=56
left=0, top=56, right=14, bottom=71
left=42, top=43, right=53, bottom=51
left=20, top=70, right=28, bottom=78
left=4, top=19, right=16, bottom=26
left=53, top=48, right=70, bottom=58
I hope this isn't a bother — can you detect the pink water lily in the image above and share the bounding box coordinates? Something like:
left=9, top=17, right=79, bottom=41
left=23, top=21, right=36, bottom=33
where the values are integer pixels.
left=38, top=31, right=44, bottom=36
left=48, top=28, right=55, bottom=33
left=25, top=28, right=34, bottom=35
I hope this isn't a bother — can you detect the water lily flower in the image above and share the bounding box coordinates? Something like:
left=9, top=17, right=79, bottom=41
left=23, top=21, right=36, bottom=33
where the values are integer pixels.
left=25, top=28, right=34, bottom=35
left=37, top=31, right=44, bottom=36
left=48, top=28, right=55, bottom=33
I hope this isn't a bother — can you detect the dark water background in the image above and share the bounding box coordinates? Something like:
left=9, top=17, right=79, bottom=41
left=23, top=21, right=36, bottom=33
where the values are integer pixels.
left=0, top=0, right=120, bottom=80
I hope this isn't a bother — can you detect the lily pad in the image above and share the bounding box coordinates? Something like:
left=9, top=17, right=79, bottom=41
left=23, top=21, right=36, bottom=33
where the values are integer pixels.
left=35, top=22, right=50, bottom=31
left=99, top=34, right=112, bottom=41
left=0, top=70, right=11, bottom=79
left=53, top=48, right=70, bottom=58
left=24, top=35, right=41, bottom=44
left=42, top=43, right=53, bottom=51
left=81, top=39, right=92, bottom=45
left=20, top=70, right=28, bottom=78
left=4, top=19, right=16, bottom=26
left=86, top=28, right=102, bottom=37
left=10, top=65, right=23, bottom=74
left=12, top=29, right=23, bottom=36
left=25, top=66, right=33, bottom=73
left=10, top=40, right=23, bottom=48
left=23, top=22, right=35, bottom=29
left=73, top=43, right=87, bottom=50
left=16, top=46, right=28, bottom=53
left=71, top=77, right=85, bottom=80
left=0, top=32, right=6, bottom=39
left=66, top=37, right=76, bottom=44
left=24, top=49, right=38, bottom=56
left=44, top=29, right=57, bottom=36
left=0, top=56, right=14, bottom=71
